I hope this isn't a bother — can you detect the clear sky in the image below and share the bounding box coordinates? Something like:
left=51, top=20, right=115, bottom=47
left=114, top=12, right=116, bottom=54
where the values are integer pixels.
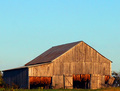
left=0, top=0, right=120, bottom=72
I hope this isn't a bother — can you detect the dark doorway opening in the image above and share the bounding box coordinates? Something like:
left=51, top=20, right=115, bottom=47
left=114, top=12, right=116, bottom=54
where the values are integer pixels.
left=73, top=74, right=90, bottom=89
left=29, top=77, right=52, bottom=89
left=105, top=75, right=110, bottom=84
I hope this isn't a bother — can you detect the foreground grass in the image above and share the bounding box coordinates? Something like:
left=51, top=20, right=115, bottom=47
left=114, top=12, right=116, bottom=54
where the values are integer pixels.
left=0, top=88, right=120, bottom=91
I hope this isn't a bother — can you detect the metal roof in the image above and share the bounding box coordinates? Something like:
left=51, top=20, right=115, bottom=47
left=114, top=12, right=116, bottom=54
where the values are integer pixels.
left=25, top=41, right=81, bottom=66
left=3, top=66, right=28, bottom=72
left=3, top=62, right=51, bottom=72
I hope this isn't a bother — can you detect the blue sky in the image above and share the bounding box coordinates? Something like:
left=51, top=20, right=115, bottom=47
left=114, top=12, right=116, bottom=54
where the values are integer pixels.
left=0, top=0, right=120, bottom=72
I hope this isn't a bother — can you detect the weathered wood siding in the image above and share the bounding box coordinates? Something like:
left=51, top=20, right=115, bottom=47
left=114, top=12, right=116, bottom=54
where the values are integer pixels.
left=90, top=74, right=105, bottom=89
left=28, top=41, right=111, bottom=77
left=3, top=68, right=28, bottom=88
left=52, top=41, right=111, bottom=76
left=28, top=63, right=53, bottom=77
left=28, top=41, right=111, bottom=89
left=52, top=75, right=64, bottom=89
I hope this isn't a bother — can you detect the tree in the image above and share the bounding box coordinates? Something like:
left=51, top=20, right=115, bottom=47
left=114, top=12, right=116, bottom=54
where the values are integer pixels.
left=112, top=71, right=120, bottom=87
left=0, top=71, right=4, bottom=87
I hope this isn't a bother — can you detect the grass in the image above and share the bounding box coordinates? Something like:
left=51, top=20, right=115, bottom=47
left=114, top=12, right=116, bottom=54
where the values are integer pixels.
left=0, top=88, right=120, bottom=91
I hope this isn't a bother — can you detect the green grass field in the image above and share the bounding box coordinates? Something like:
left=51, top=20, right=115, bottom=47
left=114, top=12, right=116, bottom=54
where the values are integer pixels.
left=0, top=88, right=120, bottom=91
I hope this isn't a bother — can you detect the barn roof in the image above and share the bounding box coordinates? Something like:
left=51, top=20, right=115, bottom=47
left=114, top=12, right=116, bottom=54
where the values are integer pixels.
left=25, top=41, right=81, bottom=66
left=3, top=62, right=51, bottom=72
left=3, top=66, right=28, bottom=72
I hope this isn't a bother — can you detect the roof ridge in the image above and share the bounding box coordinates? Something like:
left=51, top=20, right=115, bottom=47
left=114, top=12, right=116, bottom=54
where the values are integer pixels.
left=52, top=41, right=81, bottom=48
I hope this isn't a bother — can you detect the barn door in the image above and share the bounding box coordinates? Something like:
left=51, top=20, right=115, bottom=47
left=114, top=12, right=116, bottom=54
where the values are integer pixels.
left=64, top=75, right=73, bottom=89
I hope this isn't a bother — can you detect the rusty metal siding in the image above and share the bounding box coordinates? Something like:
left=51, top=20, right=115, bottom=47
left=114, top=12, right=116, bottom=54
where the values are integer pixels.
left=3, top=68, right=28, bottom=88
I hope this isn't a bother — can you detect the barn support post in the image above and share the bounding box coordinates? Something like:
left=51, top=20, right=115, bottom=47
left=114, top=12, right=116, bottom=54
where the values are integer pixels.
left=110, top=62, right=112, bottom=76
left=63, top=75, right=65, bottom=89
left=88, top=81, right=90, bottom=89
left=28, top=76, right=30, bottom=89
left=28, top=68, right=30, bottom=89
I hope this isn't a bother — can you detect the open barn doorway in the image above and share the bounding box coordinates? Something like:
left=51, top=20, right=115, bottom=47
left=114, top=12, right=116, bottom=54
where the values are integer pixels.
left=29, top=77, right=52, bottom=89
left=73, top=74, right=90, bottom=89
left=105, top=75, right=110, bottom=84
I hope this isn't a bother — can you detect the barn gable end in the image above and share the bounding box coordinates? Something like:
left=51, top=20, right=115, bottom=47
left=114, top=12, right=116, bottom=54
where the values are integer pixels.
left=52, top=41, right=111, bottom=76
left=49, top=41, right=112, bottom=89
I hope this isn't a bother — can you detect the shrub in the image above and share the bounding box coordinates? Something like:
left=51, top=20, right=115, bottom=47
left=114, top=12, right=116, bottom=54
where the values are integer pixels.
left=0, top=71, right=4, bottom=88
left=12, top=83, right=19, bottom=89
left=112, top=71, right=120, bottom=87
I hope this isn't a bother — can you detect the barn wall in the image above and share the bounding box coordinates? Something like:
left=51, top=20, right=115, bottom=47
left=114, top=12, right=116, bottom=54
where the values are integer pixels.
left=3, top=68, right=28, bottom=88
left=52, top=41, right=111, bottom=76
left=28, top=41, right=111, bottom=89
left=28, top=63, right=53, bottom=77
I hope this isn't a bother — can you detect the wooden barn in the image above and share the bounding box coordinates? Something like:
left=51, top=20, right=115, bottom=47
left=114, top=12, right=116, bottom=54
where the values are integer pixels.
left=3, top=41, right=112, bottom=89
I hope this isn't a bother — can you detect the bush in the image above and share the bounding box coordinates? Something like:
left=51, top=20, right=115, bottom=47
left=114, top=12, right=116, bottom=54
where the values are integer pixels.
left=112, top=71, right=120, bottom=87
left=12, top=83, right=19, bottom=89
left=0, top=71, right=4, bottom=88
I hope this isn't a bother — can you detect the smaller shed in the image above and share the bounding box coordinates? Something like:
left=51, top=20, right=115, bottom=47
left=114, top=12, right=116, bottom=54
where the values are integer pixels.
left=3, top=66, right=28, bottom=88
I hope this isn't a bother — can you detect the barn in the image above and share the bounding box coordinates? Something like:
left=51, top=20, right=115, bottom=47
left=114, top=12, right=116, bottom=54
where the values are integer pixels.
left=3, top=41, right=112, bottom=89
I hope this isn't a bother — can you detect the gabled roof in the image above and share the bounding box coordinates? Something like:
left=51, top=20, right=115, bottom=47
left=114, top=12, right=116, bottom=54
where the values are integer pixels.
left=25, top=41, right=81, bottom=66
left=25, top=41, right=112, bottom=66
